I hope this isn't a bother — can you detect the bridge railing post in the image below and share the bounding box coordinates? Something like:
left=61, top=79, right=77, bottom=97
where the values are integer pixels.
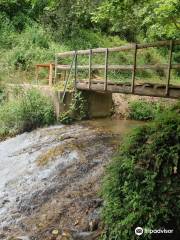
left=89, top=49, right=92, bottom=89
left=54, top=54, right=58, bottom=85
left=49, top=63, right=53, bottom=87
left=104, top=48, right=109, bottom=91
left=74, top=51, right=77, bottom=89
left=61, top=51, right=77, bottom=103
left=131, top=43, right=137, bottom=93
left=166, top=40, right=173, bottom=96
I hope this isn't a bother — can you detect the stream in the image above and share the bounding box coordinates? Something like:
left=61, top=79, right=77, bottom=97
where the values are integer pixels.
left=0, top=119, right=143, bottom=240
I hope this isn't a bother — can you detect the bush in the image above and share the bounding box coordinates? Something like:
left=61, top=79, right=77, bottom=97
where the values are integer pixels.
left=59, top=91, right=88, bottom=124
left=0, top=89, right=55, bottom=140
left=101, top=107, right=180, bottom=240
left=59, top=111, right=74, bottom=125
left=128, top=101, right=164, bottom=120
left=0, top=23, right=68, bottom=83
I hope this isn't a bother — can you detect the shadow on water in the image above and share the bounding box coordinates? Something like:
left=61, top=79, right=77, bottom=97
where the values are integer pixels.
left=82, top=118, right=145, bottom=135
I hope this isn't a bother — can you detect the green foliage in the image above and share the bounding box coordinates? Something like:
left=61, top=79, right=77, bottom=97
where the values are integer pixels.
left=92, top=0, right=143, bottom=41
left=65, top=29, right=126, bottom=50
left=140, top=0, right=180, bottom=40
left=9, top=25, right=52, bottom=70
left=59, top=90, right=88, bottom=124
left=58, top=111, right=74, bottom=125
left=128, top=101, right=164, bottom=120
left=92, top=0, right=180, bottom=41
left=0, top=0, right=179, bottom=43
left=170, top=101, right=180, bottom=113
left=41, top=0, right=98, bottom=40
left=0, top=0, right=179, bottom=85
left=0, top=0, right=32, bottom=31
left=0, top=23, right=67, bottom=83
left=101, top=106, right=180, bottom=239
left=0, top=88, right=55, bottom=140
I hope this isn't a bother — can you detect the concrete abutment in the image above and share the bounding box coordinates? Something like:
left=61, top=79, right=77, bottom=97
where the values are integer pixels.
left=7, top=84, right=113, bottom=119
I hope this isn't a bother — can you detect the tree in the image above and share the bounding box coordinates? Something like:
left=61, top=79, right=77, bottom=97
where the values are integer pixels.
left=40, top=0, right=99, bottom=39
left=91, top=0, right=180, bottom=41
left=140, top=0, right=180, bottom=40
left=91, top=0, right=145, bottom=41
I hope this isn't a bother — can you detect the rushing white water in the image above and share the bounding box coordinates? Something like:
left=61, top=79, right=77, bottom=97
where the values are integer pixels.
left=0, top=120, right=143, bottom=239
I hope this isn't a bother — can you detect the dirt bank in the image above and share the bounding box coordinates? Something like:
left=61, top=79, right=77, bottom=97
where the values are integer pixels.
left=112, top=93, right=178, bottom=119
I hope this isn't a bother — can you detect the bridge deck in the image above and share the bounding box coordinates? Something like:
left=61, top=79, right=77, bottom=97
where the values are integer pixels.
left=76, top=80, right=180, bottom=98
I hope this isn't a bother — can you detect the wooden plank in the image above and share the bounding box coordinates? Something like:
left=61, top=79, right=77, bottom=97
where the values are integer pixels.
left=74, top=52, right=77, bottom=88
left=36, top=64, right=55, bottom=67
left=76, top=82, right=180, bottom=99
left=107, top=45, right=134, bottom=53
left=56, top=64, right=131, bottom=70
left=56, top=63, right=180, bottom=71
left=77, top=79, right=180, bottom=90
left=54, top=55, right=58, bottom=84
left=137, top=39, right=180, bottom=49
left=56, top=46, right=134, bottom=56
left=49, top=64, right=53, bottom=87
left=137, top=64, right=180, bottom=70
left=166, top=40, right=173, bottom=96
left=131, top=44, right=137, bottom=93
left=104, top=48, right=109, bottom=91
left=56, top=40, right=180, bottom=57
left=109, top=40, right=180, bottom=51
left=89, top=49, right=92, bottom=89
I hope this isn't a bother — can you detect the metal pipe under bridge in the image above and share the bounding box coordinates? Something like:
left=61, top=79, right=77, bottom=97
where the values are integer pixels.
left=53, top=40, right=180, bottom=100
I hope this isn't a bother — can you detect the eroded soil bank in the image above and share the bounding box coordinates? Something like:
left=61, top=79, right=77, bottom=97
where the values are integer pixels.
left=0, top=120, right=142, bottom=240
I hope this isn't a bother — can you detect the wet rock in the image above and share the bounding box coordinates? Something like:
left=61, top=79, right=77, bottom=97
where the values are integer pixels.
left=0, top=233, right=6, bottom=239
left=0, top=123, right=124, bottom=239
left=16, top=236, right=30, bottom=240
left=84, top=199, right=103, bottom=209
left=88, top=208, right=101, bottom=231
left=62, top=229, right=101, bottom=240
left=2, top=199, right=10, bottom=205
left=89, top=219, right=100, bottom=232
left=2, top=226, right=11, bottom=232
left=52, top=229, right=59, bottom=235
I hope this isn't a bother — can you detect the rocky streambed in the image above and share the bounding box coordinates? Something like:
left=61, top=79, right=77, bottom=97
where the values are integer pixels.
left=0, top=120, right=141, bottom=240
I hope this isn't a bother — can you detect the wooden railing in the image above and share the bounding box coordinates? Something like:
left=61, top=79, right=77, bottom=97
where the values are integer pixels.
left=54, top=40, right=180, bottom=100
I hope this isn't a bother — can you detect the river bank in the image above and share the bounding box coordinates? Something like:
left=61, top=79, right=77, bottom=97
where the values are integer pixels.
left=112, top=93, right=178, bottom=119
left=0, top=119, right=143, bottom=240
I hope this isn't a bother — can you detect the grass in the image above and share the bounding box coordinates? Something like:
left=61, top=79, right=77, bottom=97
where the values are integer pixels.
left=0, top=23, right=179, bottom=88
left=128, top=100, right=165, bottom=120
left=0, top=23, right=68, bottom=85
left=0, top=88, right=55, bottom=141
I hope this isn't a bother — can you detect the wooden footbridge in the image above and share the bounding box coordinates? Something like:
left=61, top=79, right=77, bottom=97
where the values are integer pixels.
left=38, top=40, right=180, bottom=100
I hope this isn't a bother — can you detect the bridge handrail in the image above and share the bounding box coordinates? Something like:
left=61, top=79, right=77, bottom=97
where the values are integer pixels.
left=56, top=40, right=180, bottom=57
left=54, top=39, right=180, bottom=97
left=55, top=63, right=180, bottom=71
